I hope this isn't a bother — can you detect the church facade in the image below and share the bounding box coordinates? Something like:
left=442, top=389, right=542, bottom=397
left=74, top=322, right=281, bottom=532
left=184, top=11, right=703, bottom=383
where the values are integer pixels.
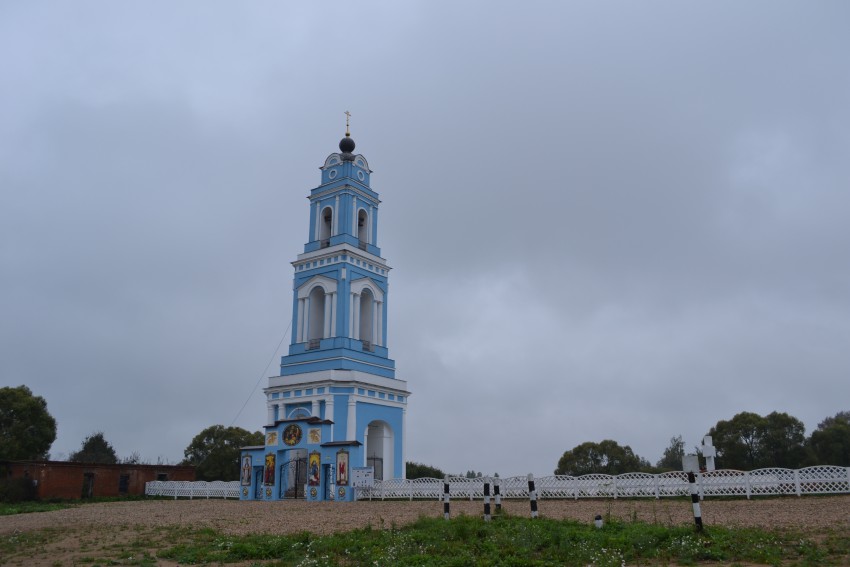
left=239, top=129, right=410, bottom=501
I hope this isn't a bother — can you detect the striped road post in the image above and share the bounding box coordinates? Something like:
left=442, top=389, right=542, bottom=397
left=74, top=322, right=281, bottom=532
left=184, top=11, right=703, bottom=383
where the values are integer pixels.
left=528, top=473, right=538, bottom=518
left=687, top=471, right=703, bottom=531
left=494, top=477, right=502, bottom=512
left=483, top=478, right=491, bottom=522
left=682, top=454, right=703, bottom=532
left=443, top=475, right=450, bottom=520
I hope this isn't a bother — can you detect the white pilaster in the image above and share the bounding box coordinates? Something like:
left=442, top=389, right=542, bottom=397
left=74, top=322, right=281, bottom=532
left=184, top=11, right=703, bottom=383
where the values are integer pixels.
left=296, top=298, right=305, bottom=342
left=311, top=399, right=320, bottom=417
left=323, top=293, right=332, bottom=338
left=329, top=293, right=337, bottom=337
left=402, top=407, right=407, bottom=479
left=313, top=201, right=320, bottom=241
left=333, top=195, right=339, bottom=235
left=353, top=293, right=361, bottom=340
left=302, top=297, right=310, bottom=342
left=372, top=299, right=379, bottom=344
left=368, top=205, right=374, bottom=244
left=351, top=196, right=357, bottom=237
left=267, top=403, right=275, bottom=424
left=377, top=300, right=384, bottom=346
left=326, top=396, right=335, bottom=440
left=347, top=397, right=357, bottom=441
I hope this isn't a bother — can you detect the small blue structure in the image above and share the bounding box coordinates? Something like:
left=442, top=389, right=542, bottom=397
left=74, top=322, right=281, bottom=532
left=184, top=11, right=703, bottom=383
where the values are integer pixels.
left=240, top=125, right=410, bottom=501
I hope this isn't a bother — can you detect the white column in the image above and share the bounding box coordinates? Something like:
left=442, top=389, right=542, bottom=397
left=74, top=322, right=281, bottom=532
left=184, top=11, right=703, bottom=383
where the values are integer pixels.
left=311, top=399, right=320, bottom=417
left=347, top=397, right=357, bottom=441
left=333, top=195, right=339, bottom=236
left=368, top=206, right=374, bottom=244
left=402, top=408, right=407, bottom=479
left=267, top=403, right=275, bottom=424
left=313, top=201, right=320, bottom=241
left=329, top=293, right=337, bottom=337
left=301, top=297, right=310, bottom=342
left=323, top=293, right=332, bottom=338
left=383, top=425, right=393, bottom=479
left=277, top=402, right=285, bottom=420
left=353, top=293, right=361, bottom=340
left=376, top=300, right=383, bottom=346
left=296, top=298, right=305, bottom=342
left=326, top=396, right=335, bottom=440
left=372, top=298, right=379, bottom=345
left=352, top=197, right=358, bottom=237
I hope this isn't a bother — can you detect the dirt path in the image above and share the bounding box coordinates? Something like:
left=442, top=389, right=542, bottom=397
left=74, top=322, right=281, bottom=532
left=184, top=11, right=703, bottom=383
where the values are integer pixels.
left=3, top=495, right=849, bottom=537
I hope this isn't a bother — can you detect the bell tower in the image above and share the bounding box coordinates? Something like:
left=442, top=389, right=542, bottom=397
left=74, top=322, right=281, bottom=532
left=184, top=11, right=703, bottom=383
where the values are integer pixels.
left=263, top=122, right=410, bottom=480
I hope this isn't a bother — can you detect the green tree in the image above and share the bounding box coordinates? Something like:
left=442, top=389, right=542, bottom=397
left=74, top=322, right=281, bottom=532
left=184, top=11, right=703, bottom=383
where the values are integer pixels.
left=182, top=425, right=263, bottom=481
left=708, top=411, right=807, bottom=470
left=808, top=411, right=850, bottom=466
left=0, top=385, right=57, bottom=461
left=555, top=440, right=650, bottom=476
left=69, top=432, right=118, bottom=464
left=656, top=435, right=685, bottom=471
left=406, top=461, right=444, bottom=479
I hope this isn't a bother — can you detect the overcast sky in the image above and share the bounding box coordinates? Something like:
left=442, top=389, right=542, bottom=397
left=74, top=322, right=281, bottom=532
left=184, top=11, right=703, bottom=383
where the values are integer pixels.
left=2, top=2, right=849, bottom=477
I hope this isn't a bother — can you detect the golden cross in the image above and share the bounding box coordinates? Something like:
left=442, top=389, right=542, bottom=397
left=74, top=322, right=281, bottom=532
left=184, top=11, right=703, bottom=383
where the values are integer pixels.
left=344, top=110, right=351, bottom=136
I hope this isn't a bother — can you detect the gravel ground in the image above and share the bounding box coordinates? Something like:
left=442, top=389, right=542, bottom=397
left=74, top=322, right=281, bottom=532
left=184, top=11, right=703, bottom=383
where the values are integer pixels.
left=3, top=495, right=850, bottom=536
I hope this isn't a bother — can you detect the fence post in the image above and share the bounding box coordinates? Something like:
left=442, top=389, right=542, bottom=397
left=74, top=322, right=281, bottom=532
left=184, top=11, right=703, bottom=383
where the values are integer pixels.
left=794, top=469, right=801, bottom=497
left=745, top=471, right=751, bottom=500
left=483, top=478, right=491, bottom=522
left=654, top=474, right=660, bottom=499
left=528, top=473, right=538, bottom=519
left=494, top=477, right=501, bottom=511
left=443, top=475, right=451, bottom=520
left=613, top=476, right=618, bottom=500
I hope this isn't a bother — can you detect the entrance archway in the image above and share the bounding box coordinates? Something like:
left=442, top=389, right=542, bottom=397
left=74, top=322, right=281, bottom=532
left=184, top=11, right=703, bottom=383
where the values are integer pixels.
left=364, top=420, right=394, bottom=480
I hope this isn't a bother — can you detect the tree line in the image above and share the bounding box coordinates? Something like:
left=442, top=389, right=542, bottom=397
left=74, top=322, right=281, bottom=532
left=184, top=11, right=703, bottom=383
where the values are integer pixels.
left=555, top=410, right=850, bottom=476
left=4, top=385, right=849, bottom=482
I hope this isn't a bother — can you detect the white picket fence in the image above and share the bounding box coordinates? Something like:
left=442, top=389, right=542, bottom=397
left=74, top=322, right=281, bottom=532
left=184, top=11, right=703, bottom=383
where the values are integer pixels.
left=145, top=466, right=850, bottom=501
left=145, top=480, right=240, bottom=499
left=358, top=466, right=850, bottom=501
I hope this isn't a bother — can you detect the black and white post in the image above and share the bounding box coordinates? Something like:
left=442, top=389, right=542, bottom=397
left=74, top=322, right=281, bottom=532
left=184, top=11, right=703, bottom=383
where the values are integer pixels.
left=443, top=475, right=451, bottom=520
left=483, top=478, right=491, bottom=522
left=494, top=477, right=502, bottom=512
left=527, top=473, right=539, bottom=519
left=683, top=454, right=703, bottom=532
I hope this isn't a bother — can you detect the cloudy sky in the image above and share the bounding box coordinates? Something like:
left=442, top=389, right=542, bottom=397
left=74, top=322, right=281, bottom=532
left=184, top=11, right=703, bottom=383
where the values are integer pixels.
left=2, top=2, right=849, bottom=477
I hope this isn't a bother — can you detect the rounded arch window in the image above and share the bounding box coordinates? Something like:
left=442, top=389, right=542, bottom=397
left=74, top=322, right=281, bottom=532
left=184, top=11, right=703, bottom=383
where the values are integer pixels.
left=319, top=206, right=333, bottom=242
left=308, top=286, right=326, bottom=341
left=357, top=209, right=368, bottom=243
left=359, top=288, right=374, bottom=343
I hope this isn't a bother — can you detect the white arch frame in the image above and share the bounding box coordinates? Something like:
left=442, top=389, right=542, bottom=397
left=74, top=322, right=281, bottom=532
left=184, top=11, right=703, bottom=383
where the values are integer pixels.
left=288, top=407, right=311, bottom=419
left=296, top=275, right=338, bottom=342
left=363, top=420, right=394, bottom=480
left=318, top=206, right=333, bottom=242
left=349, top=278, right=384, bottom=345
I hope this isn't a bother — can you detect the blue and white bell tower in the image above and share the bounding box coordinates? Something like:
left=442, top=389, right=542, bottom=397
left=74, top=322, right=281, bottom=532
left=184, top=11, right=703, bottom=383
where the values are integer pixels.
left=243, top=124, right=409, bottom=500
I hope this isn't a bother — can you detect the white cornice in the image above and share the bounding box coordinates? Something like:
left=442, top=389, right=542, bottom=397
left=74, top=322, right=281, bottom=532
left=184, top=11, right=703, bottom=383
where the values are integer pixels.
left=267, top=369, right=409, bottom=394
left=293, top=243, right=390, bottom=270
left=310, top=184, right=380, bottom=205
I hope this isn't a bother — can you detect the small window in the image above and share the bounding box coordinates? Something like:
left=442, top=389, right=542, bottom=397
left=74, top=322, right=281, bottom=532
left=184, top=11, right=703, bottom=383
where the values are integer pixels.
left=157, top=473, right=168, bottom=482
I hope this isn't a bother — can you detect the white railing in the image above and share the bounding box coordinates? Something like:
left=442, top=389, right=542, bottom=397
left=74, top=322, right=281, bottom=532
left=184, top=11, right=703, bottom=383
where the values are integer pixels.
left=356, top=466, right=850, bottom=501
left=145, top=480, right=240, bottom=499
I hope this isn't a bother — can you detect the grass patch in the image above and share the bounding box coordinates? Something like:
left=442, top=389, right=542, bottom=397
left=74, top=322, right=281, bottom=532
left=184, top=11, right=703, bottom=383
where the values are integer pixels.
left=0, top=500, right=73, bottom=515
left=156, top=514, right=848, bottom=566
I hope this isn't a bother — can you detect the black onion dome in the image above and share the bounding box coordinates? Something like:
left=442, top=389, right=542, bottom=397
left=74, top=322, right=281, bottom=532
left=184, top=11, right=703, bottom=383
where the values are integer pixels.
left=339, top=135, right=355, bottom=154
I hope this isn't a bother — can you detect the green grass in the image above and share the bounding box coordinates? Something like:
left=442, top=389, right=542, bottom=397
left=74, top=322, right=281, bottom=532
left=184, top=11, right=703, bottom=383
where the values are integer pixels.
left=0, top=500, right=73, bottom=515
left=3, top=506, right=848, bottom=565
left=155, top=514, right=847, bottom=566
